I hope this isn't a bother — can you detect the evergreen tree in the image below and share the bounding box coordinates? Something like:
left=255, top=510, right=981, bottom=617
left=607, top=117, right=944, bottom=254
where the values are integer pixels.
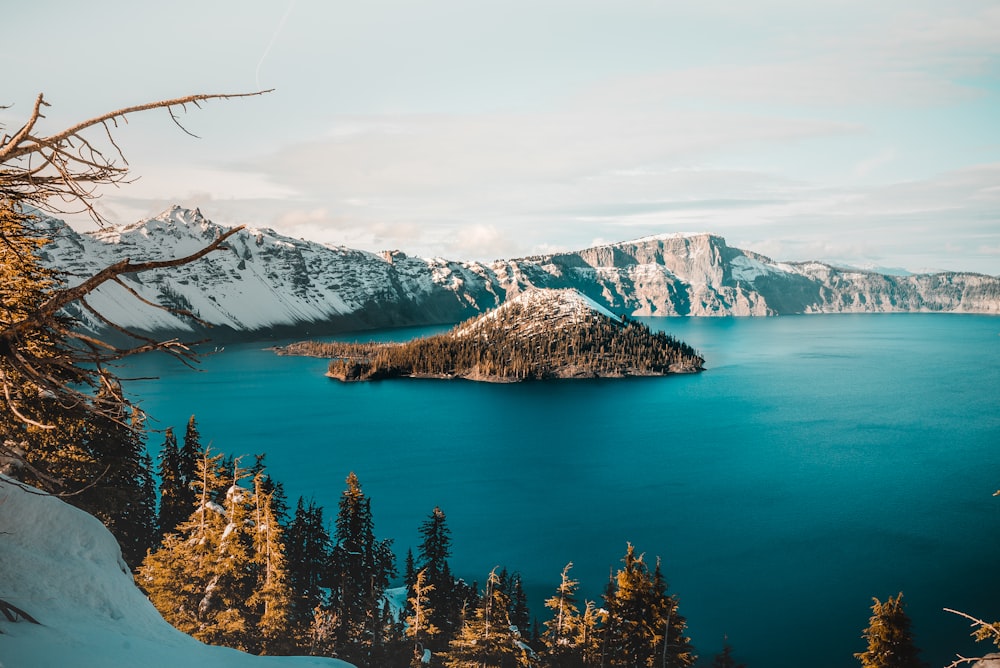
left=419, top=506, right=452, bottom=577
left=325, top=472, right=396, bottom=667
left=49, top=398, right=160, bottom=568
left=444, top=568, right=530, bottom=668
left=247, top=471, right=295, bottom=654
left=285, top=496, right=332, bottom=644
left=405, top=548, right=418, bottom=590
left=191, top=456, right=256, bottom=650
left=602, top=544, right=695, bottom=668
left=92, top=408, right=158, bottom=568
left=139, top=445, right=229, bottom=640
left=250, top=452, right=289, bottom=526
left=406, top=568, right=442, bottom=666
left=0, top=212, right=157, bottom=564
left=180, top=415, right=200, bottom=486
left=855, top=593, right=927, bottom=668
left=509, top=573, right=531, bottom=636
left=157, top=428, right=191, bottom=535
left=542, top=563, right=586, bottom=668
left=416, top=506, right=469, bottom=641
left=711, top=637, right=746, bottom=668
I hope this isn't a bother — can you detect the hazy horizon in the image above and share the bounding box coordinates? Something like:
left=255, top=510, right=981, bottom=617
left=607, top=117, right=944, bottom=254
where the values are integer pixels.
left=4, top=1, right=999, bottom=273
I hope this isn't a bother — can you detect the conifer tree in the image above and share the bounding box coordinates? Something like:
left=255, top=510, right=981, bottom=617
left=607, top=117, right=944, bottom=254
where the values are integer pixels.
left=326, top=472, right=396, bottom=667
left=416, top=506, right=469, bottom=641
left=406, top=568, right=442, bottom=666
left=711, top=637, right=746, bottom=668
left=444, top=568, right=530, bottom=668
left=139, top=446, right=229, bottom=640
left=855, top=593, right=927, bottom=668
left=509, top=573, right=531, bottom=636
left=189, top=456, right=256, bottom=650
left=35, top=396, right=161, bottom=568
left=247, top=471, right=294, bottom=654
left=405, top=548, right=418, bottom=591
left=90, top=408, right=158, bottom=568
left=250, top=452, right=289, bottom=526
left=157, top=428, right=190, bottom=535
left=602, top=544, right=695, bottom=668
left=180, top=415, right=201, bottom=486
left=542, top=563, right=585, bottom=667
left=285, top=496, right=332, bottom=644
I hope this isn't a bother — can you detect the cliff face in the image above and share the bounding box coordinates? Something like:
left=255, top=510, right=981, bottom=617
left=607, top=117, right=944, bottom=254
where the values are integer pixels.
left=36, top=207, right=1000, bottom=337
left=493, top=234, right=773, bottom=316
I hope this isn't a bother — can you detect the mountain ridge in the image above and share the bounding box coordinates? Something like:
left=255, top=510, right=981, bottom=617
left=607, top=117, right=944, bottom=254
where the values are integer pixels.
left=34, top=205, right=1000, bottom=339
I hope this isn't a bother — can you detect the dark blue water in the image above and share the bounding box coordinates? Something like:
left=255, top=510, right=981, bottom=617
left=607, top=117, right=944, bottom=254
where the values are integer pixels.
left=123, top=314, right=1000, bottom=667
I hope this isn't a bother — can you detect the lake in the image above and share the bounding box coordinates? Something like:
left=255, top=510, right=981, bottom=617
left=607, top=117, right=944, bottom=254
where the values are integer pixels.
left=122, top=313, right=1000, bottom=667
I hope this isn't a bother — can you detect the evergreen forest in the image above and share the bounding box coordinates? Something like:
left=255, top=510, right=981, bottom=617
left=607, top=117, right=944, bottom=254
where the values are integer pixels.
left=280, top=297, right=705, bottom=382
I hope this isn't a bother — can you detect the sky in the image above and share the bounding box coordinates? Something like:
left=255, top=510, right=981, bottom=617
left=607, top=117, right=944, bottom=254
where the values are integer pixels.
left=3, top=0, right=999, bottom=273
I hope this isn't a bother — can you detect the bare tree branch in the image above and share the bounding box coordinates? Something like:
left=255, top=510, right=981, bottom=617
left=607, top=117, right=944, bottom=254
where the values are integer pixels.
left=1, top=90, right=271, bottom=225
left=0, top=90, right=268, bottom=491
left=944, top=608, right=1000, bottom=668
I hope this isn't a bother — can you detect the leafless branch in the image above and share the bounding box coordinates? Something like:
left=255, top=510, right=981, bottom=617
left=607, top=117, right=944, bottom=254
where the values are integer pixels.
left=1, top=90, right=271, bottom=225
left=944, top=608, right=1000, bottom=668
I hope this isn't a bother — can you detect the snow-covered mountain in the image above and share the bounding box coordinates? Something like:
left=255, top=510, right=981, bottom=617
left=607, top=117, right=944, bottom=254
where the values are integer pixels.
left=35, top=206, right=1000, bottom=339
left=0, top=475, right=353, bottom=668
left=452, top=288, right=619, bottom=339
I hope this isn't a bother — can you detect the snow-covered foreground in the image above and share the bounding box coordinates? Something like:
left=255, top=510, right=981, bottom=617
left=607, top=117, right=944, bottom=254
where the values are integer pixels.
left=0, top=475, right=353, bottom=668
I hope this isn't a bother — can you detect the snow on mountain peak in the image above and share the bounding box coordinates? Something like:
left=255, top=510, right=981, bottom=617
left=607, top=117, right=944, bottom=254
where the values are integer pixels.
left=454, top=288, right=619, bottom=338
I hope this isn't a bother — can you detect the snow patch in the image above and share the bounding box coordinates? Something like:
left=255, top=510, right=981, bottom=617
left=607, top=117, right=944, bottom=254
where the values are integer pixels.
left=0, top=475, right=353, bottom=668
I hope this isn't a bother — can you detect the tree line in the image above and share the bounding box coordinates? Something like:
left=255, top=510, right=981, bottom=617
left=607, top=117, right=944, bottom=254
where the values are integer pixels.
left=281, top=303, right=705, bottom=382
left=133, top=417, right=709, bottom=667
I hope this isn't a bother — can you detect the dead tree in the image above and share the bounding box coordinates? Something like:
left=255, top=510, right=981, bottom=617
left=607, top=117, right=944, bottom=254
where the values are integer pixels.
left=0, top=90, right=269, bottom=482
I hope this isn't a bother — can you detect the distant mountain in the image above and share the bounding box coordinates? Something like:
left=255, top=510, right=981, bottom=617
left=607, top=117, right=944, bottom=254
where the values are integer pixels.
left=35, top=206, right=1000, bottom=339
left=280, top=288, right=705, bottom=381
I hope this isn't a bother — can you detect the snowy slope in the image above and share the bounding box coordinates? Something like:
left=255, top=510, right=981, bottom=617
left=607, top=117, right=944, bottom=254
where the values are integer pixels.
left=37, top=206, right=494, bottom=335
left=0, top=475, right=353, bottom=668
left=34, top=206, right=1000, bottom=339
left=453, top=288, right=618, bottom=339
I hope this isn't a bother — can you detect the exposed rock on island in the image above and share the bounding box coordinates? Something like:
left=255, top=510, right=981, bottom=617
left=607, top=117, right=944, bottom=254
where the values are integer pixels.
left=277, top=288, right=705, bottom=382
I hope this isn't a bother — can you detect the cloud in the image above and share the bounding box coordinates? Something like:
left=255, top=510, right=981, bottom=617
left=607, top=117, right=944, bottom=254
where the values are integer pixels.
left=852, top=149, right=897, bottom=179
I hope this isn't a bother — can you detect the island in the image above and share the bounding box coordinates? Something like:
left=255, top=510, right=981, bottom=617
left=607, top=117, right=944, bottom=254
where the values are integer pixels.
left=276, top=288, right=705, bottom=382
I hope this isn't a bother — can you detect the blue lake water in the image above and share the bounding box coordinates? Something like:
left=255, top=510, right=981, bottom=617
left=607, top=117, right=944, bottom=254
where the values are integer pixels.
left=122, top=314, right=1000, bottom=667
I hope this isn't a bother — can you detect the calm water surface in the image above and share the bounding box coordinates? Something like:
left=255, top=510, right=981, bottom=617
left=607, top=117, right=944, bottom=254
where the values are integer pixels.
left=123, top=314, right=1000, bottom=667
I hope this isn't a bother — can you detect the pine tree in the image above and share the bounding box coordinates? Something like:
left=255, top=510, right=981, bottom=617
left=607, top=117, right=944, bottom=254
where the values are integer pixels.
left=247, top=471, right=294, bottom=654
left=285, top=496, right=332, bottom=646
left=603, top=544, right=695, bottom=668
left=416, top=506, right=467, bottom=641
left=542, top=563, right=585, bottom=668
left=711, top=637, right=746, bottom=668
left=157, top=428, right=191, bottom=535
left=444, top=568, right=529, bottom=668
left=405, top=548, right=418, bottom=590
left=509, top=573, right=531, bottom=636
left=325, top=472, right=396, bottom=667
left=855, top=593, right=927, bottom=668
left=250, top=452, right=289, bottom=525
left=138, top=446, right=229, bottom=640
left=651, top=557, right=695, bottom=668
left=406, top=568, right=442, bottom=666
left=180, top=415, right=201, bottom=486
left=91, top=407, right=158, bottom=568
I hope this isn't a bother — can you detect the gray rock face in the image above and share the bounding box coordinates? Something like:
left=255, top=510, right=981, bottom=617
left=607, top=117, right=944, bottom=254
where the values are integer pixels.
left=36, top=207, right=1000, bottom=337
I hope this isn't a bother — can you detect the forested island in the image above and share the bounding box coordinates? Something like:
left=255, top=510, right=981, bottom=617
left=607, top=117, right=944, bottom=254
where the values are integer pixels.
left=277, top=288, right=705, bottom=382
